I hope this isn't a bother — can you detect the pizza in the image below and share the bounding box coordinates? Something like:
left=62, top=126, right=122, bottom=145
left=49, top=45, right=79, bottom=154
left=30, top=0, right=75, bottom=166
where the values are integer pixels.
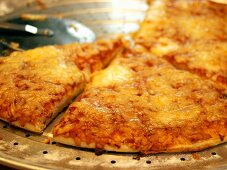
left=0, top=38, right=122, bottom=133
left=53, top=45, right=227, bottom=154
left=135, top=0, right=227, bottom=86
left=1, top=0, right=226, bottom=154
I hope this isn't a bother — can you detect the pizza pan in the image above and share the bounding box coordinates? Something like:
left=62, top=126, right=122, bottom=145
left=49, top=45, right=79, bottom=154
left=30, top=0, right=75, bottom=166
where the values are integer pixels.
left=0, top=0, right=227, bottom=169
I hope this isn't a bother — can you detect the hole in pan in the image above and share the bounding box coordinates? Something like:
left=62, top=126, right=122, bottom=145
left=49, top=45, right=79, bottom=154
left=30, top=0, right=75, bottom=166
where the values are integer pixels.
left=180, top=158, right=186, bottom=161
left=111, top=160, right=116, bottom=164
left=43, top=151, right=48, bottom=154
left=211, top=152, right=217, bottom=155
left=25, top=134, right=31, bottom=137
left=146, top=160, right=151, bottom=164
left=13, top=142, right=18, bottom=145
left=75, top=157, right=81, bottom=160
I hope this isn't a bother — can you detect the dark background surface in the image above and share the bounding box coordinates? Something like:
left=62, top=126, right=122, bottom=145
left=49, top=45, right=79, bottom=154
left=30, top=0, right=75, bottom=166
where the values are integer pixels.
left=0, top=164, right=16, bottom=170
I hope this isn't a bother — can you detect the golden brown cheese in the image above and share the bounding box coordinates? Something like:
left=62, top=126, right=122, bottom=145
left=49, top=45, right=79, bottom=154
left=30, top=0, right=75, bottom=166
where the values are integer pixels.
left=0, top=38, right=122, bottom=133
left=53, top=46, right=227, bottom=154
left=135, top=0, right=227, bottom=85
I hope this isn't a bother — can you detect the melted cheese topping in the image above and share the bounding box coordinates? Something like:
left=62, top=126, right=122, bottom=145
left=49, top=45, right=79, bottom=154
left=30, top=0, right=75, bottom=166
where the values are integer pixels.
left=3, top=46, right=83, bottom=84
left=53, top=46, right=227, bottom=153
left=135, top=0, right=227, bottom=85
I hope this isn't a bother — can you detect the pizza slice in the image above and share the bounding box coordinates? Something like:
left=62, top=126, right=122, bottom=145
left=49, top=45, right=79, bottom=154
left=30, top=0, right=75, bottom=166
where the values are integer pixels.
left=53, top=45, right=227, bottom=154
left=0, top=37, right=122, bottom=133
left=135, top=0, right=227, bottom=86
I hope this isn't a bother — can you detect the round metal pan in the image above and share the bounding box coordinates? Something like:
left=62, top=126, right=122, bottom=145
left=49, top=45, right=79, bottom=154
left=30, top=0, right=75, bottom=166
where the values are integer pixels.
left=0, top=0, right=226, bottom=169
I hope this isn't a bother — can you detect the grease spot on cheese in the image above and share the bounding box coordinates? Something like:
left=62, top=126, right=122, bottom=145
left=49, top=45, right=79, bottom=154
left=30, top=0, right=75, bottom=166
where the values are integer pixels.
left=91, top=60, right=132, bottom=87
left=152, top=38, right=180, bottom=57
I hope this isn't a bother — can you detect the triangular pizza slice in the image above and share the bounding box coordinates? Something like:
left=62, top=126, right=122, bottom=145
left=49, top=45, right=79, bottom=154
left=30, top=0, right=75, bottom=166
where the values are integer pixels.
left=53, top=45, right=227, bottom=154
left=0, top=38, right=122, bottom=133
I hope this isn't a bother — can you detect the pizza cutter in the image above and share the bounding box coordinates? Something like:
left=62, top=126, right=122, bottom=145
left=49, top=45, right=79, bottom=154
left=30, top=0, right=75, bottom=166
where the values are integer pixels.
left=0, top=17, right=96, bottom=54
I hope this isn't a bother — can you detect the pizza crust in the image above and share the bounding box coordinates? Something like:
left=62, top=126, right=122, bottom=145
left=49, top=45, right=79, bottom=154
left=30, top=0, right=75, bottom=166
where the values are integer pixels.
left=54, top=136, right=138, bottom=153
left=165, top=137, right=227, bottom=153
left=54, top=135, right=227, bottom=153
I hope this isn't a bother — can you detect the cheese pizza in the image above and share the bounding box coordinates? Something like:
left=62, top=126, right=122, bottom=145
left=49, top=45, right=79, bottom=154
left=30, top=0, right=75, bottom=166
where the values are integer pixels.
left=135, top=0, right=227, bottom=86
left=0, top=38, right=122, bottom=133
left=1, top=0, right=226, bottom=155
left=53, top=45, right=227, bottom=154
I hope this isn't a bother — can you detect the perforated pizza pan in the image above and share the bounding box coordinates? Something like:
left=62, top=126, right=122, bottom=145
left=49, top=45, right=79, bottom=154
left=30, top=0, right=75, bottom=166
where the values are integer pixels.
left=1, top=119, right=227, bottom=170
left=0, top=0, right=227, bottom=169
